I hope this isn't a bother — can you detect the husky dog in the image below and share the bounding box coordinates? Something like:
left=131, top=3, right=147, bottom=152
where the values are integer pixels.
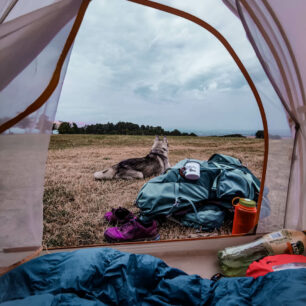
left=94, top=136, right=170, bottom=180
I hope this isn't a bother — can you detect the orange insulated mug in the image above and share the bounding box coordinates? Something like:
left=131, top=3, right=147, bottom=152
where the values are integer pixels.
left=232, top=197, right=257, bottom=234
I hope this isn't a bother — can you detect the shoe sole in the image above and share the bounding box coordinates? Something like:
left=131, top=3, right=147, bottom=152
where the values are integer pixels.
left=105, top=234, right=160, bottom=243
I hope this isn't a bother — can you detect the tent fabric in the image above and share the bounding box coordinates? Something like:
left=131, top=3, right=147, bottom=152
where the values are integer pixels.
left=223, top=1, right=295, bottom=234
left=0, top=1, right=64, bottom=24
left=0, top=0, right=85, bottom=268
left=0, top=20, right=75, bottom=131
left=222, top=0, right=306, bottom=230
left=1, top=248, right=306, bottom=305
left=0, top=0, right=18, bottom=23
left=0, top=0, right=82, bottom=91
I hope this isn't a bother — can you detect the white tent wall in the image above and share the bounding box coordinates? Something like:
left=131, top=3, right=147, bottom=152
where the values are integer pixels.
left=0, top=0, right=85, bottom=269
left=0, top=53, right=71, bottom=266
left=269, top=1, right=306, bottom=231
left=0, top=0, right=82, bottom=91
left=223, top=0, right=306, bottom=231
left=0, top=18, right=76, bottom=128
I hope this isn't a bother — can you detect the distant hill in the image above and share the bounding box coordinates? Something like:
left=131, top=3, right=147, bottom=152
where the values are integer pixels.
left=219, top=134, right=246, bottom=138
left=54, top=121, right=197, bottom=137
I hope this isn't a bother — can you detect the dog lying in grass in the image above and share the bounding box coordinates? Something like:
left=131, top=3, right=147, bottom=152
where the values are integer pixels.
left=94, top=136, right=170, bottom=180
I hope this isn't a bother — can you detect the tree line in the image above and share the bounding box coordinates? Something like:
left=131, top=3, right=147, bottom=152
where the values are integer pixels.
left=55, top=121, right=197, bottom=136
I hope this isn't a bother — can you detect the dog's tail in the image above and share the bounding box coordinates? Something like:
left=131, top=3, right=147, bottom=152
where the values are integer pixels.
left=94, top=166, right=116, bottom=180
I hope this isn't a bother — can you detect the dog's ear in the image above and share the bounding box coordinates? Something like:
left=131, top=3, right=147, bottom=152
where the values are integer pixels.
left=163, top=136, right=169, bottom=147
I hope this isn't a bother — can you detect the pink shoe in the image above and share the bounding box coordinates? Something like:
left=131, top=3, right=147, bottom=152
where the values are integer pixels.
left=104, top=207, right=134, bottom=225
left=104, top=218, right=160, bottom=242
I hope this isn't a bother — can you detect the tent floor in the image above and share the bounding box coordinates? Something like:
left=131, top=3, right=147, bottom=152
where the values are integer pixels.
left=41, top=234, right=262, bottom=278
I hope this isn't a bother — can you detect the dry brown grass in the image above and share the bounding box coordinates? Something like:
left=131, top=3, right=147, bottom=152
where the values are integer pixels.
left=43, top=135, right=264, bottom=247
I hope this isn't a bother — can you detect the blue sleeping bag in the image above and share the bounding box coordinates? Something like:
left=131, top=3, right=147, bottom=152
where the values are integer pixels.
left=1, top=248, right=305, bottom=305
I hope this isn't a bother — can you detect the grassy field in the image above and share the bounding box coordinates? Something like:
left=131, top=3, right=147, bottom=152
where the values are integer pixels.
left=43, top=134, right=264, bottom=248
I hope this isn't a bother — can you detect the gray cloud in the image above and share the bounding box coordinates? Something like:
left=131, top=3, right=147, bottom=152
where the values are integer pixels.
left=56, top=0, right=290, bottom=135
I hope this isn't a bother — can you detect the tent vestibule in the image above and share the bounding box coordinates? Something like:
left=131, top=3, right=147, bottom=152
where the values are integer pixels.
left=0, top=0, right=305, bottom=273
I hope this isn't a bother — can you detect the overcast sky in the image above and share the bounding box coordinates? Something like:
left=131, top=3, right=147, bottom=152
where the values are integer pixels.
left=55, top=0, right=290, bottom=135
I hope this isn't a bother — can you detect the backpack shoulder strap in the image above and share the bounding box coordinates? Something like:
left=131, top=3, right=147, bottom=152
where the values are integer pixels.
left=208, top=154, right=242, bottom=166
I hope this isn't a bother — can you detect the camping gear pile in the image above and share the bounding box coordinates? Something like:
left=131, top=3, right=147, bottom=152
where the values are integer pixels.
left=1, top=247, right=306, bottom=305
left=218, top=229, right=306, bottom=277
left=136, top=154, right=270, bottom=229
left=102, top=154, right=269, bottom=242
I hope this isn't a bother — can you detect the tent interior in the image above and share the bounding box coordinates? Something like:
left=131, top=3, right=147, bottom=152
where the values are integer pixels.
left=0, top=0, right=305, bottom=279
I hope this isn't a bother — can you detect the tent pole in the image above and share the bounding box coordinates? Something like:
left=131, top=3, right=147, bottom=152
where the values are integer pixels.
left=284, top=125, right=300, bottom=228
left=0, top=0, right=19, bottom=24
left=128, top=0, right=269, bottom=233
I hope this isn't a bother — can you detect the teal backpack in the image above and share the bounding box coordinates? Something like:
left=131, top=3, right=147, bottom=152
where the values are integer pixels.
left=136, top=154, right=262, bottom=230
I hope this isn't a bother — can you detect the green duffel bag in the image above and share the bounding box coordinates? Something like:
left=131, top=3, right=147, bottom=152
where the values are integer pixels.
left=136, top=154, right=260, bottom=226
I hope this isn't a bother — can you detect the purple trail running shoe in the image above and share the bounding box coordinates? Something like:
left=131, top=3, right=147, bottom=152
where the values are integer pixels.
left=104, top=207, right=134, bottom=225
left=104, top=218, right=160, bottom=242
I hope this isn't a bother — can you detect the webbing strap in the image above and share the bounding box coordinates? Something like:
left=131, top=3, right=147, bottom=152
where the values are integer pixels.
left=211, top=162, right=234, bottom=170
left=211, top=171, right=223, bottom=191
left=168, top=175, right=200, bottom=221
left=167, top=181, right=180, bottom=217
left=174, top=197, right=200, bottom=222
left=185, top=198, right=200, bottom=221
left=211, top=162, right=234, bottom=191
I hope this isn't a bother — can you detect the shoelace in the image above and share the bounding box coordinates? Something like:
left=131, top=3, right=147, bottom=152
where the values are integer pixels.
left=119, top=219, right=136, bottom=231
